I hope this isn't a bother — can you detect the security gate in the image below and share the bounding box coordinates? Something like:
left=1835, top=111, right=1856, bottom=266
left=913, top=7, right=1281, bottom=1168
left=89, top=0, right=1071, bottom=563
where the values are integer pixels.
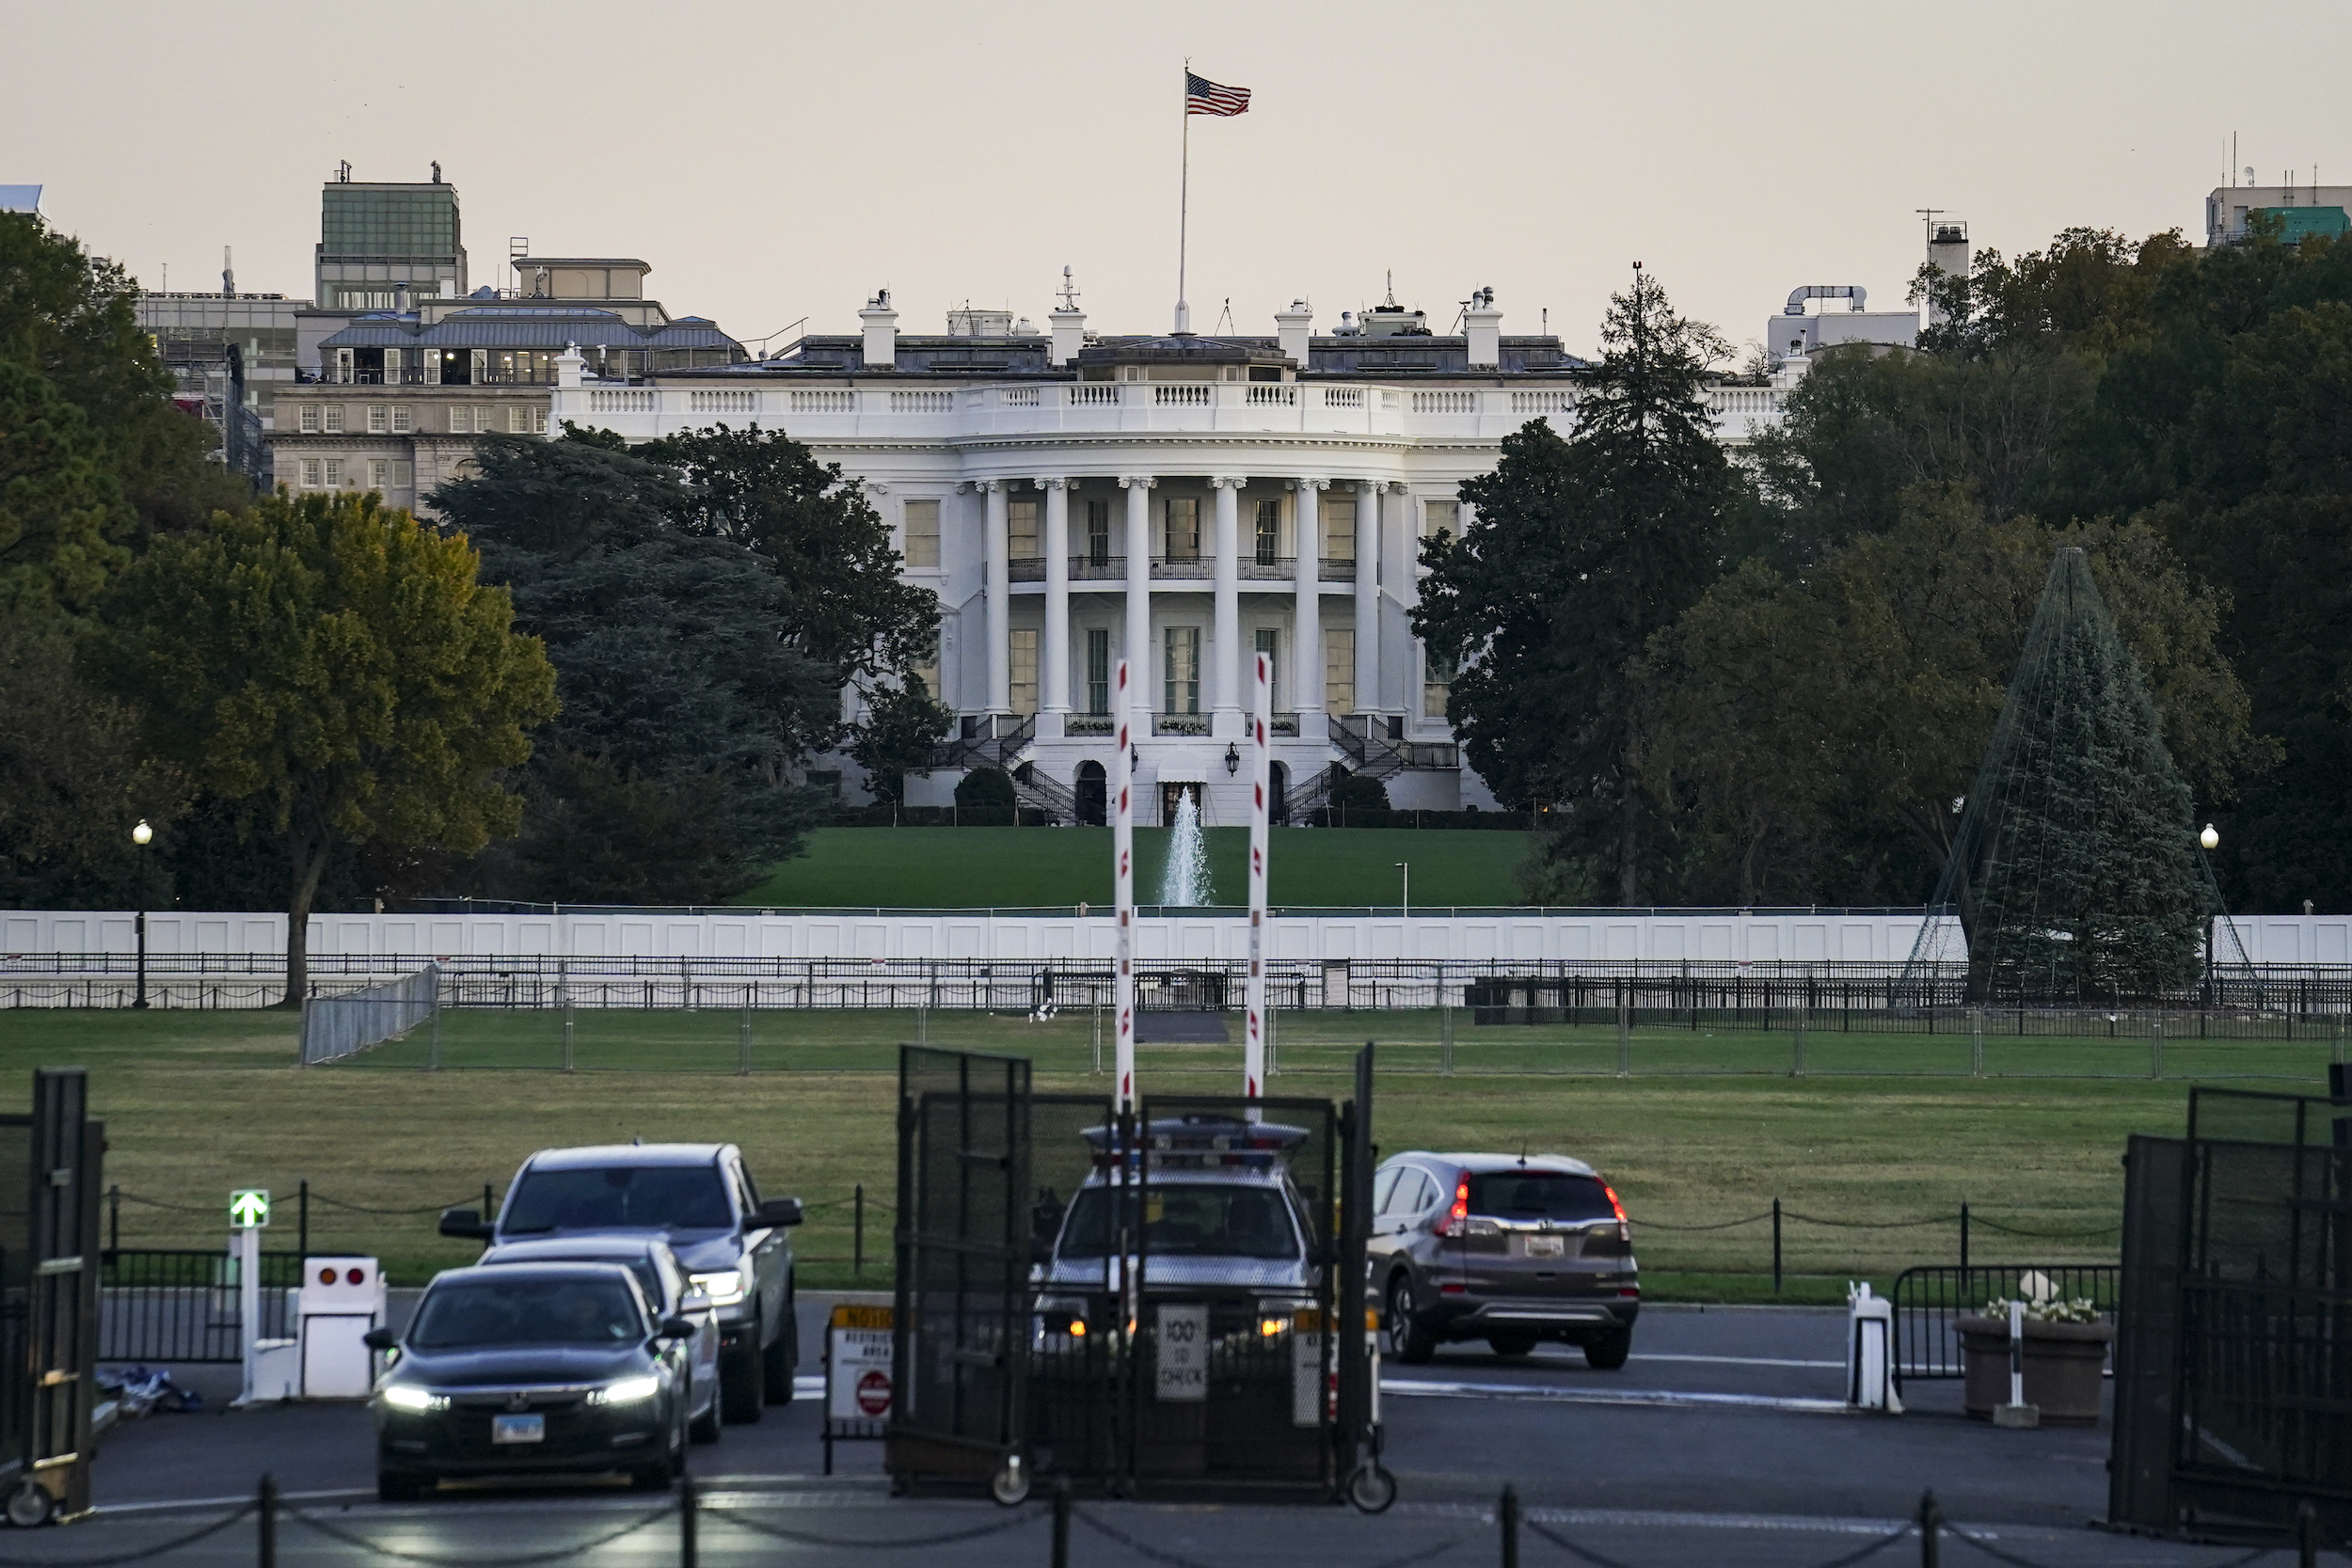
left=2109, top=1084, right=2351, bottom=1544
left=0, top=1069, right=103, bottom=1526
left=891, top=1045, right=1383, bottom=1504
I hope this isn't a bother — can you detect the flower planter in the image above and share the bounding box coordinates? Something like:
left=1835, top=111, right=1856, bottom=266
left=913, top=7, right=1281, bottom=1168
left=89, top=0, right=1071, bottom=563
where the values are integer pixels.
left=1954, top=1315, right=2113, bottom=1427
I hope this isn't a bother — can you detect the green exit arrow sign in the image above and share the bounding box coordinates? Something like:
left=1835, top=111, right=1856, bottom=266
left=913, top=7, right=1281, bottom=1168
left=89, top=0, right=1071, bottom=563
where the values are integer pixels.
left=230, top=1189, right=270, bottom=1229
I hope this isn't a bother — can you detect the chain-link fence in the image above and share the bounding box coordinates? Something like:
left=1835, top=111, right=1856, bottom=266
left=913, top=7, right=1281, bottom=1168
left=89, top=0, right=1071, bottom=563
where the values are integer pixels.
left=298, top=965, right=439, bottom=1065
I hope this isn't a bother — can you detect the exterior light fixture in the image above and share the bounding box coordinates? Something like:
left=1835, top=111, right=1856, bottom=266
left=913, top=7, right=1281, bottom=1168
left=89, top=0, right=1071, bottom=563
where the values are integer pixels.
left=2200, top=824, right=2219, bottom=850
left=1224, top=743, right=1240, bottom=776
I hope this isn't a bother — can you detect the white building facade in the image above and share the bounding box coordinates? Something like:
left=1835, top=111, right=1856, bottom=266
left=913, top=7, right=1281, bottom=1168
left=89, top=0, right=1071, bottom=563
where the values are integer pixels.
left=548, top=292, right=1788, bottom=826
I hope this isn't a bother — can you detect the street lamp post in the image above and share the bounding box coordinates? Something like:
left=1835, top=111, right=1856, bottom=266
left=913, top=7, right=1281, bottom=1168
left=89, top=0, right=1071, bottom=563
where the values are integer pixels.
left=1394, top=862, right=1408, bottom=918
left=131, top=819, right=153, bottom=1010
left=2199, top=824, right=2221, bottom=998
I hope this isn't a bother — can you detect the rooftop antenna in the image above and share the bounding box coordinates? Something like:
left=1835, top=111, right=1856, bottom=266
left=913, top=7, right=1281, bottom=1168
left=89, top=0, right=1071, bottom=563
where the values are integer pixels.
left=337, top=160, right=351, bottom=182
left=222, top=245, right=234, bottom=295
left=1057, top=265, right=1080, bottom=310
left=430, top=160, right=442, bottom=183
left=1215, top=296, right=1233, bottom=333
left=1383, top=269, right=1397, bottom=309
left=1916, top=207, right=1945, bottom=243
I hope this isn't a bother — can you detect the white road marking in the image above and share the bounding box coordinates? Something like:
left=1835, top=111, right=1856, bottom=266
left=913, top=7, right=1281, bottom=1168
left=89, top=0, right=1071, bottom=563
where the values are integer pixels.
left=1635, top=1354, right=1844, bottom=1369
left=1380, top=1378, right=1851, bottom=1415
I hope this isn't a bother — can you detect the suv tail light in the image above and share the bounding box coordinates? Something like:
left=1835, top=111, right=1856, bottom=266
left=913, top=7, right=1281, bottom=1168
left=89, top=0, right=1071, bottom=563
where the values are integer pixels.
left=1602, top=1182, right=1630, bottom=1244
left=1434, top=1174, right=1472, bottom=1238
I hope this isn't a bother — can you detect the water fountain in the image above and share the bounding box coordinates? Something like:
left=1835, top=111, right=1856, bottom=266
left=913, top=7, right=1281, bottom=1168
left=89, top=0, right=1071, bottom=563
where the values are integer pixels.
left=1156, top=789, right=1216, bottom=906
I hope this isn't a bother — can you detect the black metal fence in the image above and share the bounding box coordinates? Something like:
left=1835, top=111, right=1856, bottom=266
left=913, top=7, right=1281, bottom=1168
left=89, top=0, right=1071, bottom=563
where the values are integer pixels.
left=1887, top=1263, right=2121, bottom=1387
left=98, top=1249, right=302, bottom=1364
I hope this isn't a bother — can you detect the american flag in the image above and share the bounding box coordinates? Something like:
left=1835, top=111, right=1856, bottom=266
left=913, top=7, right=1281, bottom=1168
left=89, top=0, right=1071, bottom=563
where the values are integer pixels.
left=1185, top=72, right=1250, bottom=117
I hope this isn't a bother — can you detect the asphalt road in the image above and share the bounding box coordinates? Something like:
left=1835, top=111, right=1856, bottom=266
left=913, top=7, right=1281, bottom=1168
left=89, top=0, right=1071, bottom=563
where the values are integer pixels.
left=43, top=1303, right=2282, bottom=1567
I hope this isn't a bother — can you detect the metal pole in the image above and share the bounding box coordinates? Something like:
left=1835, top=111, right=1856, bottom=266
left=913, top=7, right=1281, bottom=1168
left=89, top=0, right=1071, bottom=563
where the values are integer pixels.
left=916, top=1002, right=927, bottom=1046
left=853, top=1184, right=865, bottom=1277
left=563, top=1003, right=575, bottom=1073
left=1793, top=1006, right=1806, bottom=1076
left=1245, top=652, right=1271, bottom=1107
left=428, top=993, right=441, bottom=1071
left=1052, top=1480, right=1072, bottom=1568
left=1114, top=658, right=1136, bottom=1109
left=678, top=1474, right=696, bottom=1568
left=134, top=907, right=149, bottom=1010
left=1090, top=1006, right=1102, bottom=1073
left=299, top=1180, right=309, bottom=1264
left=1441, top=1002, right=1454, bottom=1076
left=258, top=1473, right=277, bottom=1568
left=738, top=1006, right=751, bottom=1077
left=1960, top=1201, right=1970, bottom=1274
left=1917, top=1489, right=1940, bottom=1568
left=2297, top=1498, right=2318, bottom=1568
left=1500, top=1482, right=1519, bottom=1568
left=1970, top=1007, right=1982, bottom=1078
left=107, top=1184, right=119, bottom=1256
left=2150, top=1016, right=2163, bottom=1081
left=1772, top=1197, right=1783, bottom=1294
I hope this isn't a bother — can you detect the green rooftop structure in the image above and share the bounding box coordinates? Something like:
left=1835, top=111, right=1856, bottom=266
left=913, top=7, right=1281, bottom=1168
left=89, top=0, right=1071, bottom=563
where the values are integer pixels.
left=313, top=162, right=468, bottom=311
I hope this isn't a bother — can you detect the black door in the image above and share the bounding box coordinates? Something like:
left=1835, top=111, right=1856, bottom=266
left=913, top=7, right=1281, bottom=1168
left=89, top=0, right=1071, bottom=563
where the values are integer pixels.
left=1076, top=762, right=1106, bottom=827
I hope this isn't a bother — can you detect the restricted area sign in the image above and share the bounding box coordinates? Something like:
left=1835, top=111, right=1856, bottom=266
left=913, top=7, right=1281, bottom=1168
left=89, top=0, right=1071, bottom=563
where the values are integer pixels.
left=826, top=1303, right=893, bottom=1424
left=229, top=1189, right=270, bottom=1229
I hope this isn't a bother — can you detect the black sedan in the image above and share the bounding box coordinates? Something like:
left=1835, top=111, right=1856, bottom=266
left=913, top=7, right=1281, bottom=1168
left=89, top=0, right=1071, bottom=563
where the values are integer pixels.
left=368, top=1262, right=697, bottom=1500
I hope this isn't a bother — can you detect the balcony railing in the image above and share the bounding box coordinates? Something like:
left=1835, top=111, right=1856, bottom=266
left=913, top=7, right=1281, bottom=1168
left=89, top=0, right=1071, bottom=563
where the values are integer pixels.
left=1009, top=556, right=1045, bottom=582
left=1240, top=555, right=1295, bottom=579
left=1271, top=712, right=1300, bottom=736
left=318, top=366, right=555, bottom=388
left=1069, top=554, right=1125, bottom=580
left=1066, top=715, right=1115, bottom=736
left=1153, top=713, right=1211, bottom=736
left=1320, top=556, right=1358, bottom=580
left=1151, top=555, right=1214, bottom=579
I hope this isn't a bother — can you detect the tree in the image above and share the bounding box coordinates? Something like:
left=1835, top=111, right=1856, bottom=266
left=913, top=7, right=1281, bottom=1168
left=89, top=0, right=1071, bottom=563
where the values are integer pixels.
left=848, top=676, right=950, bottom=806
left=0, top=359, right=133, bottom=612
left=430, top=433, right=835, bottom=902
left=1960, top=550, right=2206, bottom=1000
left=1415, top=268, right=1738, bottom=902
left=954, top=766, right=1017, bottom=824
left=84, top=492, right=557, bottom=1003
left=641, top=424, right=940, bottom=690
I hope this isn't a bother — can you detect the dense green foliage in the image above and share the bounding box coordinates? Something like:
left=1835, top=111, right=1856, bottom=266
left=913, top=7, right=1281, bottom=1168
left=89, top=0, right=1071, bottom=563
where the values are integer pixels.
left=82, top=492, right=556, bottom=993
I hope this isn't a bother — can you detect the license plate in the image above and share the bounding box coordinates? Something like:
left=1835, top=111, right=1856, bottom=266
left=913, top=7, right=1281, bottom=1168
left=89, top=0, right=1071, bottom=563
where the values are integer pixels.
left=491, top=1414, right=545, bottom=1445
left=1525, top=1235, right=1565, bottom=1259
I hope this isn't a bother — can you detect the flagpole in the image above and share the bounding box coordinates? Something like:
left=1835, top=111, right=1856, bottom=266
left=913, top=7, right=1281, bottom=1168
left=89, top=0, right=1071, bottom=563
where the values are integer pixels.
left=1176, top=64, right=1191, bottom=334
left=1114, top=658, right=1136, bottom=1111
left=1245, top=653, right=1270, bottom=1112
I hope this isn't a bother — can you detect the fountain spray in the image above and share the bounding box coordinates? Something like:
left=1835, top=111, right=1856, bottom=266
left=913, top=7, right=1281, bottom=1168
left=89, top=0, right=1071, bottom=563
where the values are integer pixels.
left=1246, top=652, right=1270, bottom=1106
left=1113, top=659, right=1136, bottom=1110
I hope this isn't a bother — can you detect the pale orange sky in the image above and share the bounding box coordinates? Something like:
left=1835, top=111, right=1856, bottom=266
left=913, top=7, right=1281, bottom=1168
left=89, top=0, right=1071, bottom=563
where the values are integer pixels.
left=8, top=0, right=2349, bottom=358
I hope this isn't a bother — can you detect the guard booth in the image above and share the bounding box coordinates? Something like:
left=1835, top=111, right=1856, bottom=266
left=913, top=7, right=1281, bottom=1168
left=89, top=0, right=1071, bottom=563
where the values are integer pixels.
left=2109, top=1082, right=2351, bottom=1546
left=0, top=1069, right=103, bottom=1528
left=888, top=1045, right=1385, bottom=1508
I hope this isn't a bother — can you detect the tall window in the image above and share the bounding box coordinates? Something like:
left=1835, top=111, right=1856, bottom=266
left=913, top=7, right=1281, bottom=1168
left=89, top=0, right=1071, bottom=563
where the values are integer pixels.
left=1009, top=629, right=1038, bottom=716
left=1422, top=499, right=1458, bottom=550
left=323, top=405, right=345, bottom=434
left=1422, top=644, right=1456, bottom=719
left=1085, top=499, right=1111, bottom=562
left=1254, top=628, right=1281, bottom=710
left=324, top=458, right=345, bottom=487
left=903, top=499, right=940, bottom=567
left=367, top=405, right=389, bottom=435
left=298, top=405, right=320, bottom=434
left=391, top=405, right=413, bottom=434
left=1164, top=498, right=1200, bottom=559
left=1324, top=628, right=1355, bottom=713
left=369, top=458, right=389, bottom=488
left=390, top=460, right=414, bottom=488
left=1087, top=629, right=1111, bottom=714
left=1009, top=498, right=1040, bottom=561
left=1164, top=626, right=1200, bottom=714
left=1322, top=498, right=1355, bottom=564
left=449, top=406, right=472, bottom=435
left=1254, top=498, right=1281, bottom=564
left=299, top=458, right=322, bottom=488
left=507, top=407, right=527, bottom=434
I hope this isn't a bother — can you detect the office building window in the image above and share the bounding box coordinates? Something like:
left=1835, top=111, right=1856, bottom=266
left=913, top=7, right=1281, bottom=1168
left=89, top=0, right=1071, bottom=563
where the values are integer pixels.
left=449, top=405, right=471, bottom=435
left=369, top=459, right=389, bottom=489
left=1254, top=498, right=1281, bottom=564
left=1322, top=498, right=1355, bottom=562
left=391, top=460, right=414, bottom=488
left=1085, top=499, right=1111, bottom=562
left=507, top=407, right=527, bottom=435
left=1164, top=497, right=1200, bottom=559
left=323, top=405, right=344, bottom=434
left=324, top=458, right=345, bottom=487
left=298, top=404, right=320, bottom=434
left=1422, top=499, right=1458, bottom=546
left=1164, top=626, right=1200, bottom=715
left=1423, top=644, right=1456, bottom=719
left=1254, top=628, right=1281, bottom=710
left=1325, top=628, right=1354, bottom=713
left=903, top=499, right=940, bottom=567
left=532, top=407, right=548, bottom=435
left=299, top=458, right=322, bottom=488
left=367, top=405, right=388, bottom=435
left=1087, top=628, right=1111, bottom=715
left=391, top=406, right=412, bottom=434
left=1009, top=628, right=1038, bottom=716
left=1009, top=498, right=1039, bottom=560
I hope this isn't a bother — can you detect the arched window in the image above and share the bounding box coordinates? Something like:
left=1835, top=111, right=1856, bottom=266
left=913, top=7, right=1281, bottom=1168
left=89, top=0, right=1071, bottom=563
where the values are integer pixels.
left=1075, top=761, right=1107, bottom=827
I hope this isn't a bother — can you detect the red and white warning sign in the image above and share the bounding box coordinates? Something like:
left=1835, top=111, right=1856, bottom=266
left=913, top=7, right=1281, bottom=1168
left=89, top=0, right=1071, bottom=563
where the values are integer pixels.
left=827, top=1305, right=894, bottom=1424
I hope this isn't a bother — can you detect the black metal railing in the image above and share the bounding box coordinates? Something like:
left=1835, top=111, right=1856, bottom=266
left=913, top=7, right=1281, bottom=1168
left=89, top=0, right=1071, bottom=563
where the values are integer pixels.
left=1069, top=555, right=1125, bottom=580
left=100, top=1248, right=303, bottom=1364
left=1149, top=555, right=1214, bottom=578
left=1889, top=1263, right=2121, bottom=1387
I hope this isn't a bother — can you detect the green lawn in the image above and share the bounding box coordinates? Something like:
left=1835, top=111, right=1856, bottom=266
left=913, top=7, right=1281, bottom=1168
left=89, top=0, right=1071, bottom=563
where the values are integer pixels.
left=4, top=1005, right=2325, bottom=1297
left=730, top=827, right=1533, bottom=909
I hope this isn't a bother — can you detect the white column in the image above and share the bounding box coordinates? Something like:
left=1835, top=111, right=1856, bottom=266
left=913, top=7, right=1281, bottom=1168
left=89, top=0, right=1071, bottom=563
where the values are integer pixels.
left=1292, top=479, right=1325, bottom=720
left=984, top=480, right=1010, bottom=714
left=1355, top=480, right=1381, bottom=715
left=1039, top=477, right=1070, bottom=717
left=1120, top=476, right=1154, bottom=729
left=1210, top=475, right=1244, bottom=736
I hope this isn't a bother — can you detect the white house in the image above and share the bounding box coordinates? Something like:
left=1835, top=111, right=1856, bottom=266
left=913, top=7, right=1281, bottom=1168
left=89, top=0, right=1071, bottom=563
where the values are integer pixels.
left=547, top=284, right=1792, bottom=827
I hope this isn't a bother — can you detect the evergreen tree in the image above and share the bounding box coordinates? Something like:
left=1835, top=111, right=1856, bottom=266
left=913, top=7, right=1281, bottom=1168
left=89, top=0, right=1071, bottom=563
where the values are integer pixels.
left=1959, top=549, right=2206, bottom=1000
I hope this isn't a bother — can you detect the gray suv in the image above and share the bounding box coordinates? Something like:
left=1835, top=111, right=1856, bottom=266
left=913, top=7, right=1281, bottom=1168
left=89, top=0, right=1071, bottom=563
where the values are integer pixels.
left=441, top=1144, right=802, bottom=1421
left=1369, top=1153, right=1638, bottom=1368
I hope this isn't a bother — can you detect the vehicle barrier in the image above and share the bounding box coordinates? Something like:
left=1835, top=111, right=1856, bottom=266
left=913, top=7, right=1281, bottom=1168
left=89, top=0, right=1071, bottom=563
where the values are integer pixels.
left=1886, top=1264, right=2122, bottom=1390
left=298, top=966, right=438, bottom=1064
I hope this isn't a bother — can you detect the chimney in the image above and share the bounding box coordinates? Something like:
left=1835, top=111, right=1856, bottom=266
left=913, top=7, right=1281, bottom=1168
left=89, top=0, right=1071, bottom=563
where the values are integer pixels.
left=860, top=289, right=898, bottom=371
left=555, top=342, right=584, bottom=389
left=1050, top=304, right=1086, bottom=367
left=1276, top=298, right=1313, bottom=365
left=221, top=245, right=235, bottom=296
left=1463, top=286, right=1502, bottom=369
left=1925, top=221, right=1971, bottom=328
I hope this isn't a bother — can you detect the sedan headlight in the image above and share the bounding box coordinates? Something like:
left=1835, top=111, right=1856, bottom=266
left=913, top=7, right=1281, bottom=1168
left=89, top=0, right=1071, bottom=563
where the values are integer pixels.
left=689, top=1270, right=745, bottom=1307
left=379, top=1384, right=448, bottom=1413
left=589, top=1375, right=661, bottom=1407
